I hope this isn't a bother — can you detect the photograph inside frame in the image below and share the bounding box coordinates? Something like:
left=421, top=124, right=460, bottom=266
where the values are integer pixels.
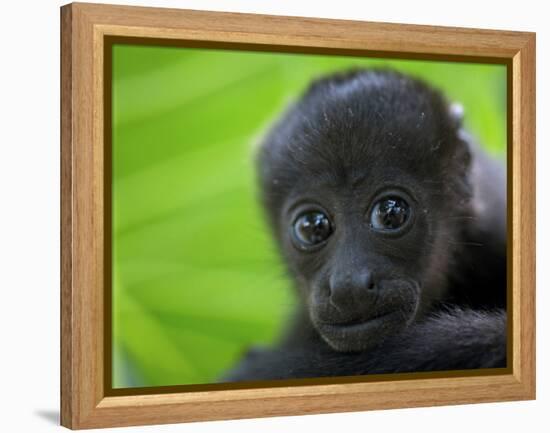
left=110, top=43, right=507, bottom=389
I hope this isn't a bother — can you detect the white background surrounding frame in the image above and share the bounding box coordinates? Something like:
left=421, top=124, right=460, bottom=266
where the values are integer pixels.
left=0, top=0, right=546, bottom=431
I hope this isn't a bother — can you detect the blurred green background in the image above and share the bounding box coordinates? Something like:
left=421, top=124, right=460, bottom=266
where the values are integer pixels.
left=111, top=44, right=506, bottom=388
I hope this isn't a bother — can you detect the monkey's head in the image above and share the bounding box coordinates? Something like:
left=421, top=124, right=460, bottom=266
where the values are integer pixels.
left=257, top=69, right=473, bottom=352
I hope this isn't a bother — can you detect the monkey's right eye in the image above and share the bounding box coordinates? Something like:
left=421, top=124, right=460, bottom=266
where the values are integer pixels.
left=291, top=211, right=333, bottom=250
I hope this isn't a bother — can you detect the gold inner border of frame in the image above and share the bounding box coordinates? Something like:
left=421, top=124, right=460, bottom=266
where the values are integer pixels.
left=102, top=35, right=513, bottom=397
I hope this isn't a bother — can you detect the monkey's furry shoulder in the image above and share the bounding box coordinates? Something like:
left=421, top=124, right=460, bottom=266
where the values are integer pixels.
left=223, top=68, right=507, bottom=382
left=223, top=309, right=506, bottom=381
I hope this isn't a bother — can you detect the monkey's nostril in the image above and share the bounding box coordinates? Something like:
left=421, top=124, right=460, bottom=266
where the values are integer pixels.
left=362, top=272, right=376, bottom=291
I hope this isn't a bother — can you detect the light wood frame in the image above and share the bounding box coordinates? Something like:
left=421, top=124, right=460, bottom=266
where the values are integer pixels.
left=60, top=2, right=536, bottom=429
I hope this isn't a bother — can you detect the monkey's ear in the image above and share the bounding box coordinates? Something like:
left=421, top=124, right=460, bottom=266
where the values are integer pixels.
left=448, top=102, right=464, bottom=129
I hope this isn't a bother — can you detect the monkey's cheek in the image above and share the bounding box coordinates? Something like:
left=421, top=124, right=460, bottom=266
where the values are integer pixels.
left=315, top=310, right=413, bottom=353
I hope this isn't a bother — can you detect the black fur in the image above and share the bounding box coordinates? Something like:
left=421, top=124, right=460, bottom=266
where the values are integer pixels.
left=224, top=309, right=506, bottom=380
left=222, top=69, right=506, bottom=382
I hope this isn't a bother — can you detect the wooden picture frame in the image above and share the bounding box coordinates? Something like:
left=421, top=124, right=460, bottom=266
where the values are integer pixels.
left=60, top=2, right=536, bottom=429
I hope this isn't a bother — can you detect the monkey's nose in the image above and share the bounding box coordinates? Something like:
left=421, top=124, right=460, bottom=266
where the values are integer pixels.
left=328, top=271, right=376, bottom=310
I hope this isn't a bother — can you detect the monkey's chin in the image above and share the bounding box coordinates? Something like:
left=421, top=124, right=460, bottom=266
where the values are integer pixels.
left=315, top=310, right=413, bottom=353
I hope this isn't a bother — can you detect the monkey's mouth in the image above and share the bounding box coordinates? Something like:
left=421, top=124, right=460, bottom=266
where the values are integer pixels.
left=335, top=309, right=401, bottom=327
left=320, top=307, right=404, bottom=330
left=311, top=279, right=420, bottom=352
left=315, top=309, right=410, bottom=352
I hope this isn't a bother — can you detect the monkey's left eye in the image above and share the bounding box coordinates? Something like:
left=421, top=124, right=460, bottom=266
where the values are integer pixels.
left=370, top=197, right=410, bottom=231
left=292, top=211, right=333, bottom=249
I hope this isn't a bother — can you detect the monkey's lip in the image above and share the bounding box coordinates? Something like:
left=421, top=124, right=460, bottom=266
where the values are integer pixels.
left=317, top=310, right=404, bottom=334
left=314, top=307, right=414, bottom=352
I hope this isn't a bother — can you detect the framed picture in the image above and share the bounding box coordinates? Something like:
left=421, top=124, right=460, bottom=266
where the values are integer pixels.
left=60, top=2, right=536, bottom=429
